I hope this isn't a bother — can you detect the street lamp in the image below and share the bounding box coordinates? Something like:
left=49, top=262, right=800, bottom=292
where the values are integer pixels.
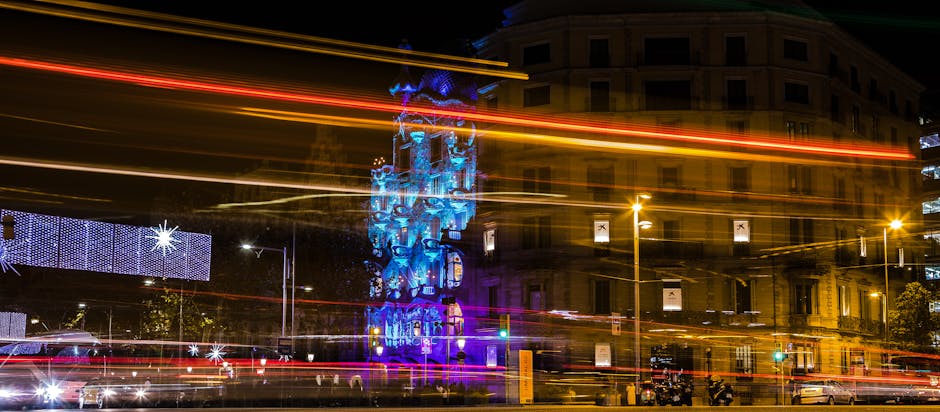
left=632, top=193, right=652, bottom=390
left=241, top=243, right=290, bottom=337
left=882, top=219, right=902, bottom=342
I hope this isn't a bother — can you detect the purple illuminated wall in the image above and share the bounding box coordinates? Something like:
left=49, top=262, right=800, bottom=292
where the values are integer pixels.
left=0, top=209, right=211, bottom=281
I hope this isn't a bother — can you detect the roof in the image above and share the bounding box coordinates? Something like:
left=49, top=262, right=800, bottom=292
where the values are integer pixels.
left=500, top=0, right=828, bottom=26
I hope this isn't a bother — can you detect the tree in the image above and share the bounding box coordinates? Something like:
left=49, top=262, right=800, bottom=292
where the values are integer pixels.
left=140, top=287, right=223, bottom=342
left=888, top=282, right=939, bottom=349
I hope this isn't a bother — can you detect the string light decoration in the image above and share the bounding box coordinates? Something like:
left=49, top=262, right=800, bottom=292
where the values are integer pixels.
left=0, top=209, right=211, bottom=280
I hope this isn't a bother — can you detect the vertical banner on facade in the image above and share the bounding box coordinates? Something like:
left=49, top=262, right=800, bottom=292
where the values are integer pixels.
left=611, top=312, right=621, bottom=336
left=594, top=219, right=610, bottom=243
left=663, top=279, right=682, bottom=311
left=595, top=343, right=611, bottom=367
left=733, top=219, right=750, bottom=242
left=486, top=344, right=498, bottom=367
left=519, top=350, right=533, bottom=404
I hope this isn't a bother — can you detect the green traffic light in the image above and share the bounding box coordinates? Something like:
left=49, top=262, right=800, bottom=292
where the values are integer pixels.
left=773, top=351, right=784, bottom=361
left=498, top=329, right=508, bottom=338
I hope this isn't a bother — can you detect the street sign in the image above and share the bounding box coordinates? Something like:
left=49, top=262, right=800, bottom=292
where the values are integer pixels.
left=277, top=337, right=292, bottom=355
left=611, top=312, right=621, bottom=336
left=421, top=338, right=432, bottom=354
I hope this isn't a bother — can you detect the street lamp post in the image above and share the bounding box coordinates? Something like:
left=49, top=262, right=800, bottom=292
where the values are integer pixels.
left=242, top=243, right=290, bottom=337
left=632, top=193, right=651, bottom=393
left=882, top=219, right=902, bottom=342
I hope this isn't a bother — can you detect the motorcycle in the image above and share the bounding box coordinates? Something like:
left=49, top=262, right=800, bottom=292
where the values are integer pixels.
left=674, top=378, right=694, bottom=406
left=653, top=381, right=672, bottom=406
left=655, top=378, right=693, bottom=406
left=638, top=382, right=656, bottom=406
left=707, top=376, right=734, bottom=406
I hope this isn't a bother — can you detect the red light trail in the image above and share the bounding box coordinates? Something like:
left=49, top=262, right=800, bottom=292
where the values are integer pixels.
left=0, top=56, right=913, bottom=160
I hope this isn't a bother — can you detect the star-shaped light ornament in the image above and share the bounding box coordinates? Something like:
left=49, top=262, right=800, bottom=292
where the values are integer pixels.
left=0, top=242, right=21, bottom=276
left=188, top=344, right=200, bottom=357
left=206, top=344, right=227, bottom=363
left=147, top=219, right=181, bottom=256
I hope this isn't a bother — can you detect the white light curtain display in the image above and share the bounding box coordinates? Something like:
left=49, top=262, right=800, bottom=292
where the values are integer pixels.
left=0, top=209, right=211, bottom=281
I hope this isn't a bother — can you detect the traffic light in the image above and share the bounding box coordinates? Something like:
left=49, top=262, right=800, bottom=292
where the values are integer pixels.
left=370, top=326, right=380, bottom=347
left=773, top=342, right=786, bottom=362
left=498, top=314, right=510, bottom=339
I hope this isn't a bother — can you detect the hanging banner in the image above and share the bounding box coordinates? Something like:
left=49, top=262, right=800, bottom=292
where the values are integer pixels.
left=594, top=219, right=610, bottom=243
left=733, top=220, right=750, bottom=243
left=663, top=279, right=682, bottom=311
left=595, top=343, right=611, bottom=367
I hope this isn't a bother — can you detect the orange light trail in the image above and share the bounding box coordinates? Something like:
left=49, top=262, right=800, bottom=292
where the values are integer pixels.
left=235, top=107, right=889, bottom=167
left=0, top=1, right=526, bottom=79
left=36, top=0, right=509, bottom=68
left=0, top=154, right=374, bottom=194
left=0, top=56, right=911, bottom=160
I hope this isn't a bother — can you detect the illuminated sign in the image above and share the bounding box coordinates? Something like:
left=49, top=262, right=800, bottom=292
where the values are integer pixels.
left=484, top=228, right=496, bottom=252
left=663, top=279, right=682, bottom=311
left=594, top=219, right=610, bottom=243
left=733, top=220, right=750, bottom=243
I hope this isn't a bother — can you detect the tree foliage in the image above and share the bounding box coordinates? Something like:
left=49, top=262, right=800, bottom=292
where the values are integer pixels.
left=888, top=282, right=939, bottom=349
left=140, top=287, right=224, bottom=342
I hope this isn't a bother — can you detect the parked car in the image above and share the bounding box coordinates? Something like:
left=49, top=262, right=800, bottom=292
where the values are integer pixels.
left=911, top=385, right=940, bottom=404
left=1, top=377, right=41, bottom=410
left=78, top=376, right=222, bottom=408
left=794, top=379, right=856, bottom=405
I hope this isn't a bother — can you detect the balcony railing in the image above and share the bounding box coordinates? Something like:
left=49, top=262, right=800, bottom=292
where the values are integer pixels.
left=641, top=240, right=704, bottom=260
left=923, top=178, right=940, bottom=193
left=647, top=310, right=772, bottom=329
left=722, top=96, right=754, bottom=110
left=837, top=316, right=883, bottom=336
left=656, top=187, right=697, bottom=202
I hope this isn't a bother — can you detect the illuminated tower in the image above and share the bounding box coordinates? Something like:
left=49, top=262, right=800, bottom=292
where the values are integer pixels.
left=366, top=59, right=477, bottom=362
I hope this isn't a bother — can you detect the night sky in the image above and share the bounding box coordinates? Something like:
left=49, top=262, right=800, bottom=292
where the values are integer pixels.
left=88, top=0, right=940, bottom=91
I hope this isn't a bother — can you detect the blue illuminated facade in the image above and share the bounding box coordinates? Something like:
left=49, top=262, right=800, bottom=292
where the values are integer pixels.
left=367, top=65, right=477, bottom=362
left=0, top=209, right=212, bottom=281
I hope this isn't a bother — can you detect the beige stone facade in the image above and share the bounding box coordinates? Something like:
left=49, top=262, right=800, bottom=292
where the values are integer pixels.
left=461, top=1, right=925, bottom=404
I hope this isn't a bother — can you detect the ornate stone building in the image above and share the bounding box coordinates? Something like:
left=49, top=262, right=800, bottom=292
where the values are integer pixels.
left=458, top=0, right=925, bottom=404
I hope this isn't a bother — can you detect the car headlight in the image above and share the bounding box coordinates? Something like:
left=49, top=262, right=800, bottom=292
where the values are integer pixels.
left=45, top=385, right=63, bottom=399
left=135, top=389, right=146, bottom=398
left=0, top=389, right=13, bottom=398
left=102, top=389, right=116, bottom=397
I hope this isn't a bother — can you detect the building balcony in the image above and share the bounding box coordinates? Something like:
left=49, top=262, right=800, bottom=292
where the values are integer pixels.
left=923, top=178, right=940, bottom=194
left=722, top=96, right=754, bottom=110
left=656, top=187, right=697, bottom=202
left=923, top=146, right=940, bottom=161
left=636, top=51, right=700, bottom=66
left=648, top=310, right=771, bottom=329
left=787, top=314, right=823, bottom=328
left=781, top=256, right=830, bottom=275
left=828, top=66, right=847, bottom=83
left=837, top=316, right=883, bottom=336
left=641, top=240, right=704, bottom=260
